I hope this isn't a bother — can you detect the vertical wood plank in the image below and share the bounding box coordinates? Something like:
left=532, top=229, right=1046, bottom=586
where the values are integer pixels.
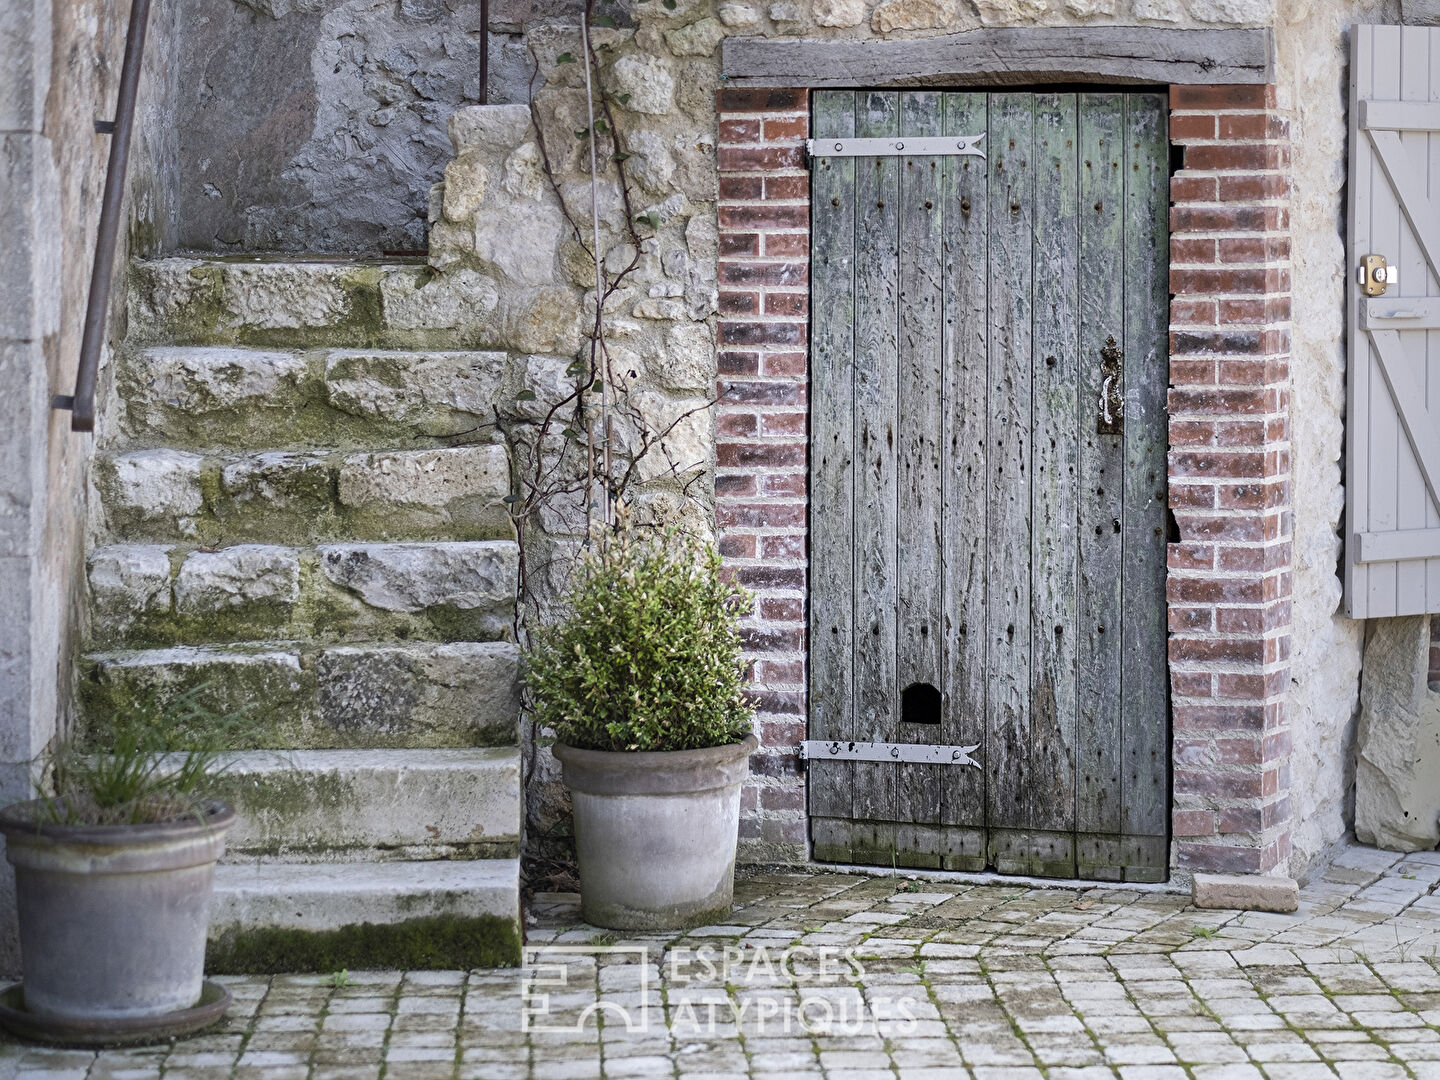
left=1396, top=30, right=1430, bottom=615
left=985, top=93, right=1035, bottom=875
left=1347, top=27, right=1371, bottom=616
left=1426, top=29, right=1440, bottom=612
left=939, top=92, right=990, bottom=867
left=1120, top=92, right=1171, bottom=878
left=897, top=91, right=947, bottom=833
left=852, top=90, right=902, bottom=839
left=1075, top=93, right=1127, bottom=879
left=1369, top=25, right=1402, bottom=617
left=1028, top=93, right=1080, bottom=878
left=808, top=91, right=857, bottom=860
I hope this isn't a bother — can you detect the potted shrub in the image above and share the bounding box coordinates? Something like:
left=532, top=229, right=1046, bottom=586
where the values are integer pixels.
left=0, top=694, right=236, bottom=1044
left=529, top=528, right=758, bottom=930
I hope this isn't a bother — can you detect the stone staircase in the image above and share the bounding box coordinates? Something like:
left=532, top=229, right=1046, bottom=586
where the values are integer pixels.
left=83, top=254, right=536, bottom=970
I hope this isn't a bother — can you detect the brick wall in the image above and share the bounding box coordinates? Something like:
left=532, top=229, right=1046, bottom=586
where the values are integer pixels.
left=715, top=87, right=812, bottom=863
left=717, top=83, right=1297, bottom=878
left=1165, top=84, right=1295, bottom=875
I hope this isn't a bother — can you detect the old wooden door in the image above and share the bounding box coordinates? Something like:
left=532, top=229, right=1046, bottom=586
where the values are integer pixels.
left=808, top=90, right=1170, bottom=882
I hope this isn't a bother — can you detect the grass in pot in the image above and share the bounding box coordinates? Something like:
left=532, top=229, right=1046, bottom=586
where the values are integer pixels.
left=0, top=687, right=242, bottom=1044
left=528, top=526, right=758, bottom=930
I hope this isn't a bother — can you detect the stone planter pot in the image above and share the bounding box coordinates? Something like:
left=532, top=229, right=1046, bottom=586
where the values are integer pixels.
left=0, top=800, right=234, bottom=1023
left=554, top=734, right=758, bottom=930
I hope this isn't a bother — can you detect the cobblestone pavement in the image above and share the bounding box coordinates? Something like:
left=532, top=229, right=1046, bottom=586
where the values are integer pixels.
left=10, top=845, right=1440, bottom=1079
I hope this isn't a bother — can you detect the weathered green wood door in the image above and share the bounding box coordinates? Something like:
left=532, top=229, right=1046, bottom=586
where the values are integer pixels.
left=808, top=90, right=1170, bottom=882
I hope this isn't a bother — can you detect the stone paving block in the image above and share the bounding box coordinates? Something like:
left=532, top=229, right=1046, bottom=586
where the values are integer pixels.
left=1195, top=874, right=1301, bottom=914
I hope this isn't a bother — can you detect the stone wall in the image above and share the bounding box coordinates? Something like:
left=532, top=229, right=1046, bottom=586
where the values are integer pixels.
left=166, top=0, right=551, bottom=253
left=1275, top=0, right=1388, bottom=876
left=0, top=0, right=174, bottom=971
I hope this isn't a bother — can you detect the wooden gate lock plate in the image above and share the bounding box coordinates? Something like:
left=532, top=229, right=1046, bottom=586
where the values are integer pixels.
left=1360, top=254, right=1396, bottom=297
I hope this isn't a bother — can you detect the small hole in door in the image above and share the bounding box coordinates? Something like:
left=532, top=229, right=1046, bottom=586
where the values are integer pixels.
left=902, top=682, right=942, bottom=725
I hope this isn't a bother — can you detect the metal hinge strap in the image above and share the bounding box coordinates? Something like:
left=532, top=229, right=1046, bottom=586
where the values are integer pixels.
left=799, top=740, right=981, bottom=767
left=805, top=134, right=987, bottom=160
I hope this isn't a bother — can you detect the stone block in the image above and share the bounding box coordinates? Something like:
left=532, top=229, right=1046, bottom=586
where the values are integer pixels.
left=207, top=748, right=521, bottom=854
left=607, top=54, right=676, bottom=116
left=448, top=104, right=533, bottom=156
left=220, top=452, right=335, bottom=516
left=1192, top=873, right=1299, bottom=913
left=316, top=642, right=520, bottom=747
left=209, top=859, right=519, bottom=937
left=337, top=446, right=510, bottom=538
left=221, top=262, right=351, bottom=330
left=317, top=542, right=517, bottom=617
left=0, top=341, right=43, bottom=558
left=323, top=350, right=507, bottom=426
left=122, top=346, right=311, bottom=420
left=82, top=646, right=311, bottom=743
left=377, top=268, right=500, bottom=335
left=1356, top=615, right=1440, bottom=851
left=0, top=134, right=59, bottom=341
left=88, top=545, right=175, bottom=634
left=100, top=450, right=205, bottom=524
left=0, top=0, right=50, bottom=132
left=174, top=546, right=301, bottom=616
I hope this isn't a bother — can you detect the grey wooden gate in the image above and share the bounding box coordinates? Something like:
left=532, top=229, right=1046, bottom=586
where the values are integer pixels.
left=1346, top=26, right=1440, bottom=619
left=808, top=90, right=1170, bottom=882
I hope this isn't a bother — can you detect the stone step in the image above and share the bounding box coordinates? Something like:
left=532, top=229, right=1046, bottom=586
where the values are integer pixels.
left=96, top=440, right=513, bottom=544
left=109, top=344, right=543, bottom=453
left=206, top=859, right=521, bottom=971
left=80, top=641, right=520, bottom=749
left=126, top=256, right=581, bottom=355
left=86, top=540, right=517, bottom=646
left=208, top=748, right=520, bottom=858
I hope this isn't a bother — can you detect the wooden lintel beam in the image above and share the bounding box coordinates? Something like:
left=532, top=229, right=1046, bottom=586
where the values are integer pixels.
left=721, top=27, right=1275, bottom=88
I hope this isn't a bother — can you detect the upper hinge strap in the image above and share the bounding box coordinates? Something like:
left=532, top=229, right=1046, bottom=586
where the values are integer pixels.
left=805, top=134, right=986, bottom=160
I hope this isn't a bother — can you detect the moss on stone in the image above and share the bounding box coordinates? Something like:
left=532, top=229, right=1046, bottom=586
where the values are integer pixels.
left=205, top=913, right=520, bottom=973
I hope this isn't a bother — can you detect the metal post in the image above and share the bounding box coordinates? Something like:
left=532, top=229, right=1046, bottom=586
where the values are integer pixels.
left=478, top=0, right=490, bottom=105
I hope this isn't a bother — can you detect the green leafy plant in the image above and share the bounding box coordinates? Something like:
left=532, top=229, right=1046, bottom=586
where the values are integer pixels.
left=329, top=969, right=356, bottom=989
left=525, top=526, right=754, bottom=753
left=28, top=684, right=249, bottom=827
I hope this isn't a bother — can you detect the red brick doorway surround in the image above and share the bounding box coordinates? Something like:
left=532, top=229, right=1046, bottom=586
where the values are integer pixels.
left=715, top=84, right=1294, bottom=878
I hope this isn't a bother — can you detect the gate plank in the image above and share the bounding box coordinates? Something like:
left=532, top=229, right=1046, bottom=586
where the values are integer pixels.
left=939, top=91, right=990, bottom=868
left=852, top=90, right=902, bottom=840
left=1075, top=93, right=1127, bottom=879
left=896, top=91, right=947, bottom=836
left=808, top=91, right=858, bottom=860
left=1028, top=93, right=1080, bottom=878
left=985, top=93, right=1036, bottom=875
left=1120, top=93, right=1170, bottom=880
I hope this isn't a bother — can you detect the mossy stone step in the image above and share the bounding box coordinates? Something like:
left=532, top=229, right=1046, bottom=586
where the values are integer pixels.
left=126, top=257, right=582, bottom=354
left=206, top=748, right=520, bottom=859
left=80, top=641, right=520, bottom=750
left=207, top=859, right=521, bottom=971
left=95, top=442, right=513, bottom=544
left=86, top=541, right=518, bottom=647
left=111, top=345, right=527, bottom=452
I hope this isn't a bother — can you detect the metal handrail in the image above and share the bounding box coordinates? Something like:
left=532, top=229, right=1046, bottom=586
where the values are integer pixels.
left=54, top=0, right=153, bottom=433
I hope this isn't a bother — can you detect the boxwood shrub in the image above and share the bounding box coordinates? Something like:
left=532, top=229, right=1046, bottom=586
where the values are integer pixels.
left=526, top=529, right=755, bottom=753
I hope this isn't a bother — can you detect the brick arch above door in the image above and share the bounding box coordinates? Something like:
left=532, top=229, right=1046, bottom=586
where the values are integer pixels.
left=715, top=83, right=1294, bottom=880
